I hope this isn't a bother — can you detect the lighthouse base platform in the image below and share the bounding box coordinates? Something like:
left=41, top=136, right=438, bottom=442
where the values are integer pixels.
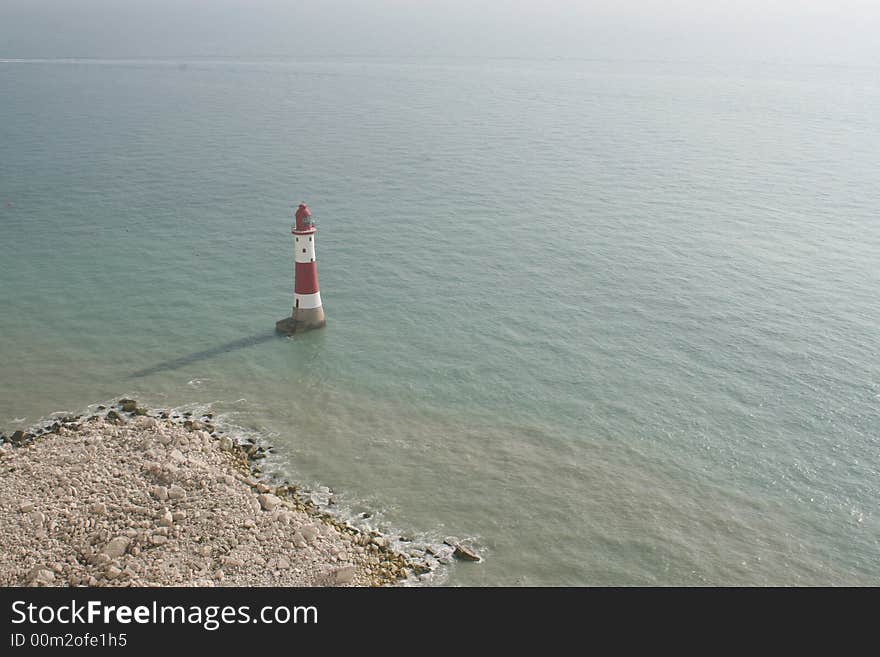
left=275, top=307, right=326, bottom=335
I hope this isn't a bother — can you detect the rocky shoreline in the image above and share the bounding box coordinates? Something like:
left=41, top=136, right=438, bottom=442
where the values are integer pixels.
left=0, top=400, right=479, bottom=587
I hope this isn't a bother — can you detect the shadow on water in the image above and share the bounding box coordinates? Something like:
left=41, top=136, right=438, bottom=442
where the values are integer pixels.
left=129, top=331, right=279, bottom=378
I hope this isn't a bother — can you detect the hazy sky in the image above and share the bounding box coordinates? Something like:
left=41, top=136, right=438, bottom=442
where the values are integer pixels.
left=1, top=0, right=878, bottom=64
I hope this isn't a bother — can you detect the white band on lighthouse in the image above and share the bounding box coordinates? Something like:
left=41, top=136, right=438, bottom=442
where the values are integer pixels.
left=294, top=291, right=322, bottom=309
left=294, top=235, right=316, bottom=263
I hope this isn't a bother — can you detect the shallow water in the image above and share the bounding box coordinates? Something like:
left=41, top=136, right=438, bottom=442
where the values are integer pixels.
left=1, top=57, right=879, bottom=585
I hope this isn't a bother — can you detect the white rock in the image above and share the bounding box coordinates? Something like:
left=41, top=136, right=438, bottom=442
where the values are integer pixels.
left=332, top=565, right=356, bottom=585
left=219, top=436, right=233, bottom=451
left=102, top=536, right=130, bottom=559
left=167, top=485, right=186, bottom=500
left=26, top=567, right=55, bottom=586
left=19, top=502, right=35, bottom=513
left=257, top=493, right=281, bottom=512
left=158, top=510, right=173, bottom=527
left=151, top=486, right=168, bottom=501
left=169, top=449, right=186, bottom=463
left=92, top=553, right=112, bottom=567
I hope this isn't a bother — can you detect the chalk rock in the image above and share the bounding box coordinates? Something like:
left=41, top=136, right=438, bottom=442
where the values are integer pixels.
left=332, top=565, right=356, bottom=585
left=26, top=567, right=56, bottom=586
left=158, top=510, right=173, bottom=527
left=219, top=436, right=233, bottom=451
left=453, top=544, right=480, bottom=562
left=91, top=553, right=112, bottom=567
left=257, top=494, right=282, bottom=512
left=102, top=536, right=130, bottom=559
left=301, top=526, right=319, bottom=543
left=167, top=485, right=186, bottom=500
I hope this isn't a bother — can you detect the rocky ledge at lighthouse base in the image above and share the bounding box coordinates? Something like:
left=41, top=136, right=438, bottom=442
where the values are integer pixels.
left=0, top=409, right=421, bottom=587
left=275, top=316, right=298, bottom=335
left=275, top=311, right=326, bottom=335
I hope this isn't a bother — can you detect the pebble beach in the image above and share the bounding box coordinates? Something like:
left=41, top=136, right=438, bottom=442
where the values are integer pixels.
left=0, top=401, right=477, bottom=587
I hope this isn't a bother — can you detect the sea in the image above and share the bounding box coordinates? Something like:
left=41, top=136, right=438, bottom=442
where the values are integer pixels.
left=1, top=57, right=878, bottom=585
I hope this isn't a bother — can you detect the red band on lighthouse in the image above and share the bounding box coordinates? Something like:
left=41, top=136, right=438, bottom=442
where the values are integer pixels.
left=294, top=262, right=319, bottom=294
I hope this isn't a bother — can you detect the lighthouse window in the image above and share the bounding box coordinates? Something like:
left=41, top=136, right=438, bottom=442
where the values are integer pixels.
left=302, top=248, right=306, bottom=253
left=309, top=237, right=312, bottom=241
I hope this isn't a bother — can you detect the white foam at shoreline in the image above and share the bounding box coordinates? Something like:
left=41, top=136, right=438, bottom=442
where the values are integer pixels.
left=12, top=396, right=479, bottom=586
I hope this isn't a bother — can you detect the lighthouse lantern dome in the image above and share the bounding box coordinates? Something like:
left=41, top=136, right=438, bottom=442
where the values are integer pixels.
left=295, top=203, right=314, bottom=231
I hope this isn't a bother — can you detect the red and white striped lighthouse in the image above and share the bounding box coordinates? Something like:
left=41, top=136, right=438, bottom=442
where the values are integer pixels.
left=276, top=202, right=326, bottom=334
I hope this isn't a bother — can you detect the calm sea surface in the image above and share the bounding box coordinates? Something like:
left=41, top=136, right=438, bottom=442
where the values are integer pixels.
left=1, top=57, right=878, bottom=585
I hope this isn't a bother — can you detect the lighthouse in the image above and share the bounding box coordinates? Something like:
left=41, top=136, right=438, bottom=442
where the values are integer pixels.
left=276, top=202, right=326, bottom=335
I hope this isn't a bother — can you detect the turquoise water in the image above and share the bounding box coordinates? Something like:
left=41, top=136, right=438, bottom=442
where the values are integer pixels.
left=1, top=57, right=879, bottom=585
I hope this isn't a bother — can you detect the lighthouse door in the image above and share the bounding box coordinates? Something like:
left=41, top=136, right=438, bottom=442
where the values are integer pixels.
left=295, top=299, right=299, bottom=308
